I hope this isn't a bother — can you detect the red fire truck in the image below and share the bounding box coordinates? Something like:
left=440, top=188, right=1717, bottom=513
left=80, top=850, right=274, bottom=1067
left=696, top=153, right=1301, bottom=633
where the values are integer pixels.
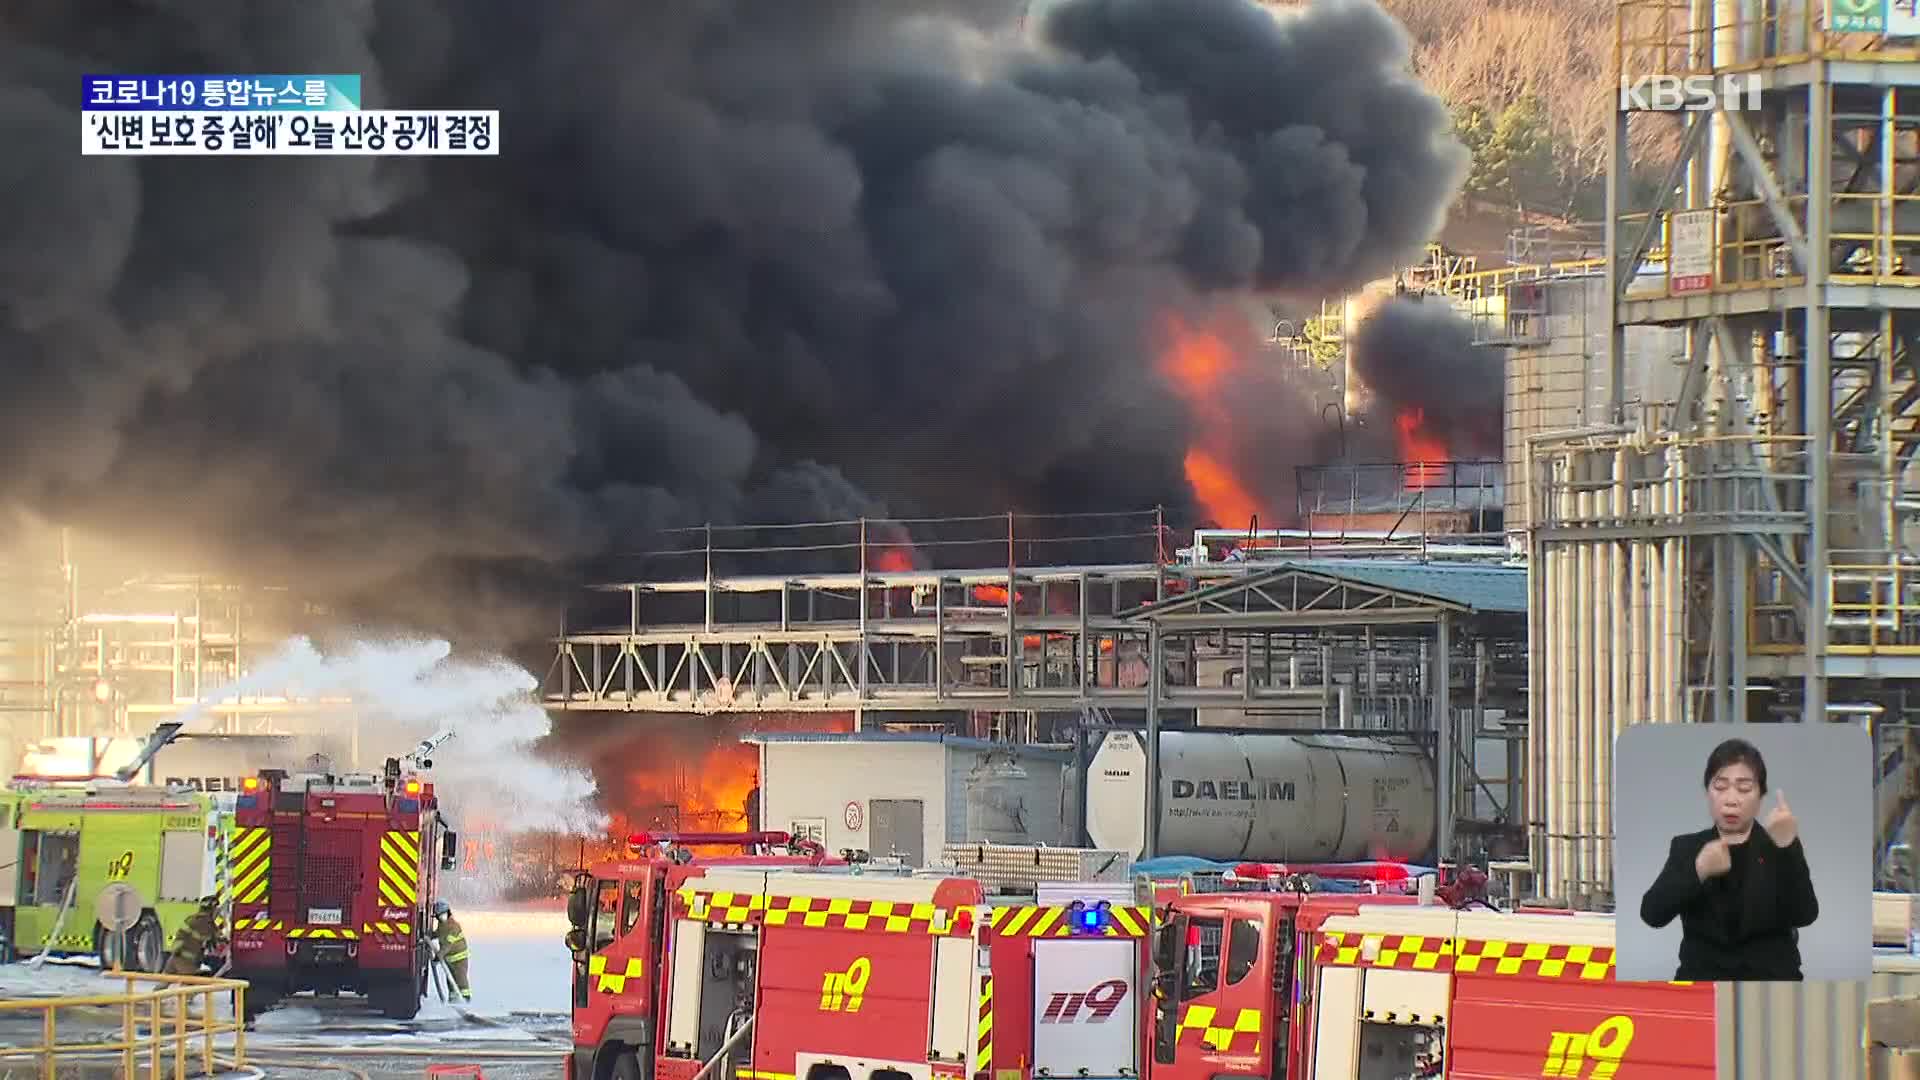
left=568, top=839, right=1722, bottom=1080
left=226, top=745, right=458, bottom=1020
left=565, top=832, right=1158, bottom=1080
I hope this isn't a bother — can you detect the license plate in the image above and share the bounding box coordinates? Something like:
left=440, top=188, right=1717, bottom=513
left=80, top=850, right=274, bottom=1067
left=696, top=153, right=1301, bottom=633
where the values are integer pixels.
left=308, top=908, right=343, bottom=925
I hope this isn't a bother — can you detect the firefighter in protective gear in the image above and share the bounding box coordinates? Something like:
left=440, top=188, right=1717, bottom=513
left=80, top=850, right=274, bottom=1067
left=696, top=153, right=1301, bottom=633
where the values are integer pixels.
left=432, top=898, right=472, bottom=1001
left=164, top=895, right=221, bottom=975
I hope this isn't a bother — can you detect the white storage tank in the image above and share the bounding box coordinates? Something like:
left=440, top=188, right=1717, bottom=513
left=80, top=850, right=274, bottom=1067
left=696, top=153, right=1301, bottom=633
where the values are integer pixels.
left=1083, top=729, right=1436, bottom=862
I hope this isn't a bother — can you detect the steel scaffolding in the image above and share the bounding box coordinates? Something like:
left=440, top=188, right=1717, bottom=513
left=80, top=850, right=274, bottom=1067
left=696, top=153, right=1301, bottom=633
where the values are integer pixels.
left=543, top=510, right=1530, bottom=863
left=1523, top=0, right=1920, bottom=907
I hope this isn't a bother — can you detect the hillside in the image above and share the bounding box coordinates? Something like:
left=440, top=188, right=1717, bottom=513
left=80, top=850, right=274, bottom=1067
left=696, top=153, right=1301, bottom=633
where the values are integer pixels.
left=1269, top=0, right=1664, bottom=263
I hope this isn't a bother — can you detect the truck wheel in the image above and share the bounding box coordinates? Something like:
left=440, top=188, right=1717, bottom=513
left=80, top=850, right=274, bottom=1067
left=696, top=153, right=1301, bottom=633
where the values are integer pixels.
left=372, top=983, right=417, bottom=1020
left=129, top=915, right=165, bottom=973
left=95, top=922, right=126, bottom=970
left=242, top=989, right=280, bottom=1022
left=376, top=948, right=426, bottom=1021
left=612, top=1052, right=644, bottom=1080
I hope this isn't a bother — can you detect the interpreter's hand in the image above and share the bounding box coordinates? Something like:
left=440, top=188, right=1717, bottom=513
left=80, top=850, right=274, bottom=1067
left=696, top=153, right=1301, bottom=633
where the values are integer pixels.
left=1763, top=791, right=1799, bottom=849
left=1695, top=837, right=1733, bottom=881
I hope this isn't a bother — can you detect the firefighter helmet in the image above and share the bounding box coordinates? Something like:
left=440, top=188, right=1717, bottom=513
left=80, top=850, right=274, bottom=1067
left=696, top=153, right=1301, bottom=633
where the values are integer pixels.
left=432, top=898, right=451, bottom=917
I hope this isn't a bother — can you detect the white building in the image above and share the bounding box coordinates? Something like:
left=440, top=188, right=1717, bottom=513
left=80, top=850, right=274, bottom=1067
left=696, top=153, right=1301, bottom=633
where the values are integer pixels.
left=744, top=732, right=1077, bottom=867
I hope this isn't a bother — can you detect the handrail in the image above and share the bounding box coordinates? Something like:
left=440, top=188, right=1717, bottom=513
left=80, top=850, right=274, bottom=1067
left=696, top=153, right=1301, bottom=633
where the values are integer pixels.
left=0, top=970, right=249, bottom=1080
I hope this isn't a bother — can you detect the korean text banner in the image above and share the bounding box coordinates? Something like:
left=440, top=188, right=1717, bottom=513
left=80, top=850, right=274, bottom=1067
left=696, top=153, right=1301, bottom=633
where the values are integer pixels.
left=83, top=75, right=361, bottom=112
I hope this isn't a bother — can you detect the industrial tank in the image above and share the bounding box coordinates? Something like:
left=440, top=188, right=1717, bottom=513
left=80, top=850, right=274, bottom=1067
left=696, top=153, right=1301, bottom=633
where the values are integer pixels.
left=1083, top=729, right=1436, bottom=863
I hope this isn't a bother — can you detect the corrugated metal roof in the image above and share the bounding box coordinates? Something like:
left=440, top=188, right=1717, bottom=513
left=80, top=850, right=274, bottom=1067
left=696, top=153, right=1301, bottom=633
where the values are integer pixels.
left=741, top=732, right=1073, bottom=759
left=1278, top=559, right=1527, bottom=614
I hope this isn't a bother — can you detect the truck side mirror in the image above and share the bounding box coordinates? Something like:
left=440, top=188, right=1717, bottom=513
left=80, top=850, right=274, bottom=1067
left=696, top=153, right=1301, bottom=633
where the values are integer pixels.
left=565, top=928, right=587, bottom=954
left=441, top=831, right=459, bottom=872
left=567, top=876, right=592, bottom=929
left=1153, top=921, right=1179, bottom=969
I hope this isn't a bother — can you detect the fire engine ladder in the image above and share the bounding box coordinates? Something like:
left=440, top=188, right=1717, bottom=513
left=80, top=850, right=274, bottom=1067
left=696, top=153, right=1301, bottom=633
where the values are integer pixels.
left=689, top=1012, right=755, bottom=1080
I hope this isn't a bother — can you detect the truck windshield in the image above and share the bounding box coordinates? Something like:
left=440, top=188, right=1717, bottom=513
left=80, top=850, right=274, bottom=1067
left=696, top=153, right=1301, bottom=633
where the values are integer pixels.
left=591, top=880, right=620, bottom=951
left=1225, top=919, right=1261, bottom=984
left=1183, top=917, right=1222, bottom=1001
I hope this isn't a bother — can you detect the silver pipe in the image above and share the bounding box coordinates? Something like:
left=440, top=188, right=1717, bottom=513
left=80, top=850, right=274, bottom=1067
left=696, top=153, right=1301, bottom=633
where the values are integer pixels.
left=1629, top=457, right=1650, bottom=736
left=1668, top=451, right=1688, bottom=723
left=689, top=1015, right=756, bottom=1080
left=1553, top=459, right=1577, bottom=900
left=1574, top=486, right=1594, bottom=906
left=1605, top=448, right=1630, bottom=900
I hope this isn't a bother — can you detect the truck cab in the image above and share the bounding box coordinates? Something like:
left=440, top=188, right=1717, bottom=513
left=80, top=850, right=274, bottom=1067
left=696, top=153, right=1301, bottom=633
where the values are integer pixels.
left=565, top=833, right=849, bottom=1080
left=1149, top=889, right=1423, bottom=1080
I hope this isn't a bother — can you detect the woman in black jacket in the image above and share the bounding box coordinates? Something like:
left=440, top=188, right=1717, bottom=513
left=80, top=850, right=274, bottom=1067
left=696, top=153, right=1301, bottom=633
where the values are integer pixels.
left=1638, top=737, right=1820, bottom=981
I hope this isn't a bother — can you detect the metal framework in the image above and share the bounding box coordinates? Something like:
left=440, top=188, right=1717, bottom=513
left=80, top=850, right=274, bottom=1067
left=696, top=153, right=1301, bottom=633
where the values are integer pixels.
left=0, top=524, right=353, bottom=740
left=1520, top=0, right=1920, bottom=907
left=544, top=513, right=1530, bottom=864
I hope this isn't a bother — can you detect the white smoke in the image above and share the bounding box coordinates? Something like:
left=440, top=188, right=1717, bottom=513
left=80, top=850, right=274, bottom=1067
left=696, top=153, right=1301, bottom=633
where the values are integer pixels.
left=182, top=635, right=606, bottom=835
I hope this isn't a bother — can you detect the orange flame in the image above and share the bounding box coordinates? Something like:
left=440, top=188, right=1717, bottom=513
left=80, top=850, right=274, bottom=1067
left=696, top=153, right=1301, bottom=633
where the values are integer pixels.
left=973, top=584, right=1021, bottom=605
left=1159, top=313, right=1262, bottom=527
left=1395, top=407, right=1450, bottom=490
left=872, top=548, right=915, bottom=572
left=607, top=714, right=853, bottom=837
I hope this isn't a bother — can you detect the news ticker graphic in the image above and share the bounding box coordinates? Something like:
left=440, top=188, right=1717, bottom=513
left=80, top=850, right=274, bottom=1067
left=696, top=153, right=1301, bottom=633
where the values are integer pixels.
left=82, top=112, right=498, bottom=156
left=85, top=75, right=362, bottom=112
left=81, top=74, right=498, bottom=156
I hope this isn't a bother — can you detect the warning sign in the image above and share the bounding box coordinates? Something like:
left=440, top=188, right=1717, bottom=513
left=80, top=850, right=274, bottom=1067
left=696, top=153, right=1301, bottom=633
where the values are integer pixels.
left=1668, top=210, right=1714, bottom=293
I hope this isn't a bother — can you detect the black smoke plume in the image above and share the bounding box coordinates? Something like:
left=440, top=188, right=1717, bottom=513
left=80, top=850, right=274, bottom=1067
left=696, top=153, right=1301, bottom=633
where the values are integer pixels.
left=1345, top=295, right=1503, bottom=460
left=0, top=0, right=1468, bottom=645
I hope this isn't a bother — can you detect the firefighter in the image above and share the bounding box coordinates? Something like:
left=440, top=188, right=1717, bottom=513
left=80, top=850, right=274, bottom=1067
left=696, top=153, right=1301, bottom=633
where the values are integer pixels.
left=431, top=898, right=472, bottom=1001
left=164, top=895, right=221, bottom=975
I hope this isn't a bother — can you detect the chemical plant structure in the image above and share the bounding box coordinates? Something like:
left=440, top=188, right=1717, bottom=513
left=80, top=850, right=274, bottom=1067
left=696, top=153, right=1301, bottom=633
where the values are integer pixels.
left=542, top=0, right=1920, bottom=938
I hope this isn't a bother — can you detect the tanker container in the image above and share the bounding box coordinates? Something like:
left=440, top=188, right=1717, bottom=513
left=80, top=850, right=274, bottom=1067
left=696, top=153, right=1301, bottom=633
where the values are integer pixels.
left=1082, top=729, right=1436, bottom=863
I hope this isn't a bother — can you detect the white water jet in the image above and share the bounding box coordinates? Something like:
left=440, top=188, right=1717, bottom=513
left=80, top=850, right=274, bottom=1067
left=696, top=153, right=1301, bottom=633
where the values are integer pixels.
left=180, top=635, right=606, bottom=835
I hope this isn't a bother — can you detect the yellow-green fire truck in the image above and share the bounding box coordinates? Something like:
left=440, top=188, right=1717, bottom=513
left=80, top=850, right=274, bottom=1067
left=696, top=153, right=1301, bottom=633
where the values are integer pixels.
left=0, top=781, right=231, bottom=971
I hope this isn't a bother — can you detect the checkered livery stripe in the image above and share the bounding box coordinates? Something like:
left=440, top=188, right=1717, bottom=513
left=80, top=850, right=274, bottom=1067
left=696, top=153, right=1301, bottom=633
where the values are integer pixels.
left=229, top=826, right=271, bottom=905
left=588, top=954, right=644, bottom=993
left=975, top=974, right=994, bottom=1074
left=984, top=904, right=1155, bottom=938
left=1317, top=932, right=1617, bottom=980
left=379, top=830, right=421, bottom=908
left=676, top=889, right=972, bottom=935
left=1176, top=1004, right=1261, bottom=1054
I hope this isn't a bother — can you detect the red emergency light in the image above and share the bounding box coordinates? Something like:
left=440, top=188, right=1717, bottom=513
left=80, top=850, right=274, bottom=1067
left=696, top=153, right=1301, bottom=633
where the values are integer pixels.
left=624, top=830, right=829, bottom=864
left=1231, top=861, right=1414, bottom=884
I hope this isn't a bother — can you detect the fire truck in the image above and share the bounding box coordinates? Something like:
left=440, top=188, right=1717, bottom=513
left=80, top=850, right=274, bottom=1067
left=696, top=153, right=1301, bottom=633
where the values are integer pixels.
left=565, top=832, right=1160, bottom=1080
left=567, top=837, right=1724, bottom=1080
left=226, top=735, right=459, bottom=1020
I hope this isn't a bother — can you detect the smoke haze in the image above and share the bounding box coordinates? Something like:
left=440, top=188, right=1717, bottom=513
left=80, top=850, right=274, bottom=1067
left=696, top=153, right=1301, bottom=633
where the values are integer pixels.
left=183, top=635, right=605, bottom=834
left=1347, top=295, right=1503, bottom=459
left=0, top=0, right=1469, bottom=642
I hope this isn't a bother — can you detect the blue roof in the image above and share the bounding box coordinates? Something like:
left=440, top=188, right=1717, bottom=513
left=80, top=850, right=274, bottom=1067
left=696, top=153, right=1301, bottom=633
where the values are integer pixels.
left=741, top=731, right=1073, bottom=759
left=1272, top=559, right=1526, bottom=615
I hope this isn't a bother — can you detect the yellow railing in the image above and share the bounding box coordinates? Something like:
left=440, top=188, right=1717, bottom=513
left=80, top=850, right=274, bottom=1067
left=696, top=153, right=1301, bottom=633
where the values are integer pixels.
left=1825, top=562, right=1920, bottom=655
left=1830, top=192, right=1920, bottom=283
left=1410, top=257, right=1608, bottom=304
left=1618, top=0, right=1920, bottom=75
left=0, top=971, right=249, bottom=1080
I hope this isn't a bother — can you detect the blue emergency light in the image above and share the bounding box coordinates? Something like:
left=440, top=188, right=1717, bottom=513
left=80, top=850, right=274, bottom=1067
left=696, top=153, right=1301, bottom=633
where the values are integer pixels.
left=1066, top=899, right=1112, bottom=933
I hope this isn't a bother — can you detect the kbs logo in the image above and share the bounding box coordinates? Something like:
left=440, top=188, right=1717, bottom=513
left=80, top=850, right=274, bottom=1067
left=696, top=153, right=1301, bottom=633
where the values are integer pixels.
left=1039, top=978, right=1128, bottom=1023
left=1543, top=1015, right=1635, bottom=1080
left=819, top=957, right=873, bottom=1013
